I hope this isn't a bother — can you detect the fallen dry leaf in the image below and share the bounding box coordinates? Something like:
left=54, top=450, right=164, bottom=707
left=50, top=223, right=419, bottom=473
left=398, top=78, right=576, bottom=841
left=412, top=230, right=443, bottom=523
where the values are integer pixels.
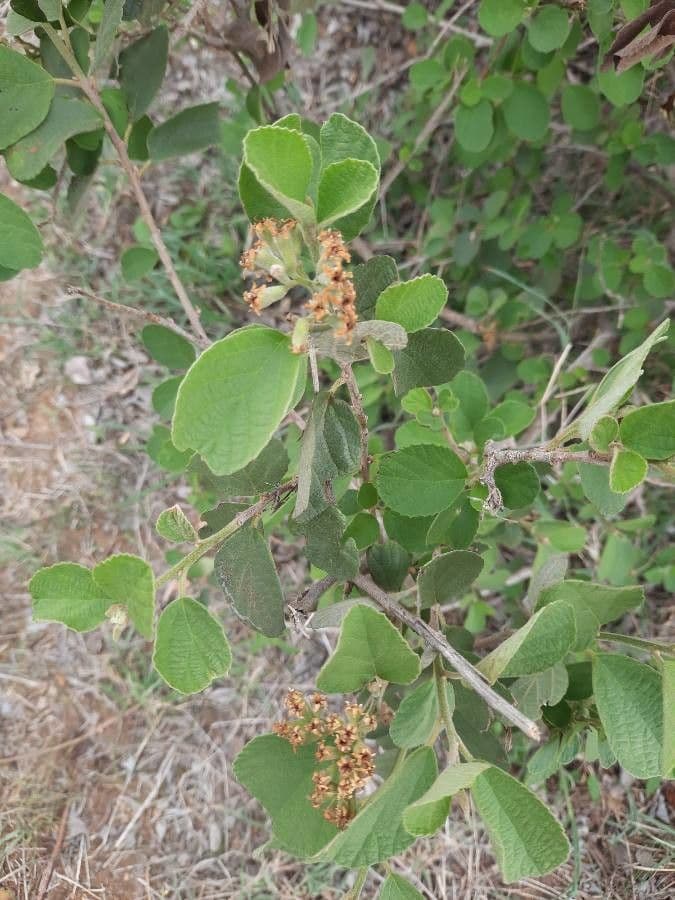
left=604, top=1, right=675, bottom=72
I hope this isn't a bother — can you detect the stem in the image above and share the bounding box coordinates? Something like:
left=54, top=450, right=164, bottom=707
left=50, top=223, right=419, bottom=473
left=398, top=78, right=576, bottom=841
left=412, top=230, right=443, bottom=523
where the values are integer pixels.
left=345, top=867, right=369, bottom=900
left=597, top=631, right=675, bottom=655
left=434, top=656, right=459, bottom=763
left=43, top=22, right=209, bottom=345
left=342, top=364, right=370, bottom=482
left=352, top=574, right=543, bottom=741
left=65, top=285, right=209, bottom=348
left=480, top=441, right=611, bottom=512
left=156, top=479, right=298, bottom=588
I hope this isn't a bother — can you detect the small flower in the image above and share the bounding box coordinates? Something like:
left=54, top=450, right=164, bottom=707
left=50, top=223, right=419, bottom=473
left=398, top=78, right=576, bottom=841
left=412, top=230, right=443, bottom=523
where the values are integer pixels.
left=315, top=741, right=334, bottom=762
left=335, top=724, right=358, bottom=753
left=307, top=717, right=325, bottom=737
left=310, top=692, right=328, bottom=712
left=284, top=689, right=306, bottom=717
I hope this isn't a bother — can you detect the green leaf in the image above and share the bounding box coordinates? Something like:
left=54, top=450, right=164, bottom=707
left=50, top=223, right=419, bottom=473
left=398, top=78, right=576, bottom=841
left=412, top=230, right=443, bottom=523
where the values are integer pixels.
left=455, top=99, right=494, bottom=153
left=390, top=679, right=439, bottom=749
left=214, top=526, right=285, bottom=637
left=243, top=125, right=314, bottom=221
left=593, top=654, right=663, bottom=778
left=147, top=423, right=192, bottom=472
left=662, top=658, right=675, bottom=776
left=377, top=445, right=467, bottom=517
left=452, top=683, right=508, bottom=768
left=478, top=601, right=576, bottom=682
left=598, top=66, right=644, bottom=107
left=93, top=0, right=125, bottom=73
left=494, top=462, right=539, bottom=508
left=537, top=579, right=643, bottom=651
left=344, top=511, right=379, bottom=549
left=301, top=505, right=359, bottom=580
left=376, top=274, right=448, bottom=333
left=121, top=245, right=158, bottom=281
left=0, top=193, right=44, bottom=271
left=471, top=766, right=570, bottom=882
left=367, top=541, right=411, bottom=592
left=578, top=462, right=628, bottom=516
left=318, top=112, right=380, bottom=239
left=572, top=320, right=669, bottom=439
left=478, top=0, right=525, bottom=37
left=6, top=96, right=101, bottom=181
left=527, top=7, right=570, bottom=52
left=238, top=160, right=292, bottom=223
left=316, top=604, right=420, bottom=693
left=491, top=399, right=536, bottom=437
left=353, top=255, right=398, bottom=320
left=392, top=328, right=465, bottom=396
left=92, top=554, right=155, bottom=638
left=510, top=663, right=569, bottom=720
left=120, top=25, right=169, bottom=120
left=172, top=326, right=305, bottom=476
left=561, top=84, right=601, bottom=131
left=401, top=1, right=427, bottom=30
left=609, top=447, right=647, bottom=493
left=294, top=391, right=360, bottom=523
left=151, top=375, right=182, bottom=419
left=127, top=114, right=153, bottom=160
left=0, top=45, right=54, bottom=151
left=153, top=597, right=231, bottom=693
left=155, top=504, right=197, bottom=543
left=619, top=401, right=675, bottom=460
left=321, top=747, right=436, bottom=867
left=427, top=497, right=479, bottom=549
left=404, top=762, right=490, bottom=836
left=502, top=83, right=549, bottom=142
left=533, top=520, right=586, bottom=553
left=190, top=436, right=289, bottom=497
left=147, top=102, right=221, bottom=160
left=417, top=550, right=484, bottom=609
left=234, top=734, right=338, bottom=856
left=30, top=562, right=108, bottom=632
left=317, top=158, right=378, bottom=226
left=589, top=415, right=618, bottom=453
left=378, top=874, right=424, bottom=900
left=142, top=324, right=195, bottom=368
left=367, top=337, right=395, bottom=374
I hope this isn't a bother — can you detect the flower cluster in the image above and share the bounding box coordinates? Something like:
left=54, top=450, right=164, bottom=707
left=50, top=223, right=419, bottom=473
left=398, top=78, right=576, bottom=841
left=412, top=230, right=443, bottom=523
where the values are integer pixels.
left=240, top=218, right=301, bottom=313
left=305, top=229, right=357, bottom=339
left=273, top=690, right=377, bottom=829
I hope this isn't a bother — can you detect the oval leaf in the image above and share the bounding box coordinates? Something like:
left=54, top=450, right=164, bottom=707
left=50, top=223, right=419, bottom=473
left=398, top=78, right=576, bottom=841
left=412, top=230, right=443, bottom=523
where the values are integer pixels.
left=153, top=596, right=231, bottom=693
left=172, top=326, right=305, bottom=475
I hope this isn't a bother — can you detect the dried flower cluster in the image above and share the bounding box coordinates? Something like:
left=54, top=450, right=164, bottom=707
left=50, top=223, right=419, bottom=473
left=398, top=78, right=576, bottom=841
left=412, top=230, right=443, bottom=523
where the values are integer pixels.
left=305, top=229, right=357, bottom=339
left=273, top=689, right=376, bottom=829
left=239, top=219, right=357, bottom=343
left=240, top=218, right=300, bottom=313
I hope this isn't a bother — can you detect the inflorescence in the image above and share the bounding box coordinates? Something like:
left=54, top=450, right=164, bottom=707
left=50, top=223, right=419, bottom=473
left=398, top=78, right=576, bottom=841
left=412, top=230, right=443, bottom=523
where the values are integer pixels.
left=273, top=689, right=376, bottom=829
left=240, top=219, right=357, bottom=344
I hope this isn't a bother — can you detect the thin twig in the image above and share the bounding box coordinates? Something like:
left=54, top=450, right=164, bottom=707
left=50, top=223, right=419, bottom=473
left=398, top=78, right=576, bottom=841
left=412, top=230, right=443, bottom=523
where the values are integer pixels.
left=156, top=478, right=298, bottom=588
left=41, top=22, right=209, bottom=345
left=480, top=442, right=611, bottom=512
left=380, top=65, right=467, bottom=199
left=342, top=364, right=370, bottom=481
left=291, top=575, right=338, bottom=614
left=352, top=574, right=543, bottom=741
left=35, top=802, right=69, bottom=900
left=64, top=285, right=210, bottom=349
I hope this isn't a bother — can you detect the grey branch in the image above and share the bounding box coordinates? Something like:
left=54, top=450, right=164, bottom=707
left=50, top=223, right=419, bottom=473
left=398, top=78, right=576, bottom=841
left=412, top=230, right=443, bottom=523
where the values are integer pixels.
left=352, top=574, right=543, bottom=741
left=480, top=441, right=610, bottom=512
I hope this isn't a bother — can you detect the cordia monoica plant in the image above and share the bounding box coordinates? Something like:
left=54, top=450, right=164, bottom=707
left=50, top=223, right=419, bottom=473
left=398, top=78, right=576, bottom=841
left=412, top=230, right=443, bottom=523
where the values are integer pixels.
left=3, top=1, right=673, bottom=892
